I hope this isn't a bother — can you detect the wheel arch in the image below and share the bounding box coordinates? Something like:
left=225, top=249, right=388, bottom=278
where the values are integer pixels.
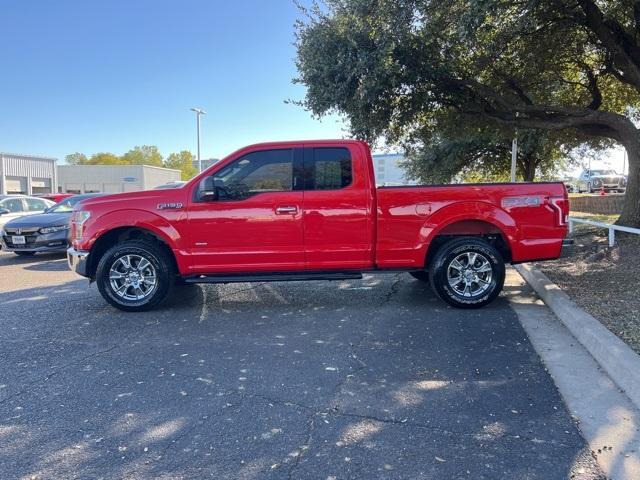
left=418, top=202, right=517, bottom=269
left=86, top=226, right=180, bottom=280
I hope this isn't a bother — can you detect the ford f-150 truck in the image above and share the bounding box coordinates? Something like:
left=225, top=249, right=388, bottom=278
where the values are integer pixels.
left=67, top=140, right=569, bottom=312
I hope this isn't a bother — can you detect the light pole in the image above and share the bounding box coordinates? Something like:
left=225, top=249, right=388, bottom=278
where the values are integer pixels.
left=190, top=107, right=207, bottom=172
left=510, top=114, right=519, bottom=182
left=510, top=136, right=518, bottom=182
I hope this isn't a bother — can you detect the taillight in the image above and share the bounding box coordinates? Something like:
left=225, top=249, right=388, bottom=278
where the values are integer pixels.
left=549, top=196, right=569, bottom=226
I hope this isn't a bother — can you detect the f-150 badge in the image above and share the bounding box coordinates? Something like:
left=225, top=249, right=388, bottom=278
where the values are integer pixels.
left=157, top=202, right=184, bottom=210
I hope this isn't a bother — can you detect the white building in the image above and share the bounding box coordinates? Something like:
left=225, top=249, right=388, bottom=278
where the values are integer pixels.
left=372, top=153, right=416, bottom=186
left=57, top=165, right=181, bottom=194
left=0, top=153, right=58, bottom=195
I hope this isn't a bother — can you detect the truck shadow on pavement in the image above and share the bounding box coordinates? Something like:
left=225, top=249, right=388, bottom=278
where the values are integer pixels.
left=0, top=275, right=603, bottom=479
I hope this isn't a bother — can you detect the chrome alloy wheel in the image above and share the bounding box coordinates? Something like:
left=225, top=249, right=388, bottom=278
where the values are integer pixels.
left=108, top=254, right=158, bottom=301
left=446, top=252, right=493, bottom=297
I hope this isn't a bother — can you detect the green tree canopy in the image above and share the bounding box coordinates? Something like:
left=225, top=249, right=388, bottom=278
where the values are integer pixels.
left=65, top=147, right=197, bottom=180
left=296, top=0, right=640, bottom=225
left=164, top=151, right=198, bottom=180
left=405, top=128, right=576, bottom=183
left=121, top=145, right=163, bottom=167
left=64, top=152, right=88, bottom=165
left=88, top=152, right=124, bottom=165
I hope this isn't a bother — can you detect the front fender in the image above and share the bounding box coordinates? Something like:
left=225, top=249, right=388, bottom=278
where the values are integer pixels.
left=84, top=209, right=183, bottom=248
left=79, top=209, right=191, bottom=274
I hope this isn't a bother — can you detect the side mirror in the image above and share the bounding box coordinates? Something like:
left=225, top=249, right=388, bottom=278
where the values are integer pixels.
left=199, top=177, right=218, bottom=202
left=0, top=208, right=9, bottom=215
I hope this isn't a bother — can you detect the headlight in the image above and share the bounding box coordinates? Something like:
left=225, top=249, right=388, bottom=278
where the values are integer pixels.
left=71, top=210, right=91, bottom=241
left=592, top=178, right=602, bottom=186
left=0, top=229, right=4, bottom=237
left=39, top=225, right=70, bottom=234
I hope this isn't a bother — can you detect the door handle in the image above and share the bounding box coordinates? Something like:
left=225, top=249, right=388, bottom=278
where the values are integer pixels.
left=275, top=205, right=298, bottom=215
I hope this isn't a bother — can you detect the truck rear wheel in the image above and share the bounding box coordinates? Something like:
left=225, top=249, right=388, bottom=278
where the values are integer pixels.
left=96, top=240, right=174, bottom=312
left=428, top=237, right=505, bottom=309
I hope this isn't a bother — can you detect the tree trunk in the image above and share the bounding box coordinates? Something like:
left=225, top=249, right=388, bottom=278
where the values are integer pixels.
left=521, top=157, right=537, bottom=182
left=617, top=138, right=640, bottom=227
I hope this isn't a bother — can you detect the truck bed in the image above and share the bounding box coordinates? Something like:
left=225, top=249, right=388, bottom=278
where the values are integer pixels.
left=375, top=182, right=568, bottom=268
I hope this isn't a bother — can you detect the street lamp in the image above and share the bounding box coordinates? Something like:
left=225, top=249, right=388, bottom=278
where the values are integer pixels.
left=190, top=107, right=207, bottom=172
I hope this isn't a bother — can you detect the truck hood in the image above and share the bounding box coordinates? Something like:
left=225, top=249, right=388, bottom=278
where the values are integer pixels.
left=3, top=212, right=71, bottom=229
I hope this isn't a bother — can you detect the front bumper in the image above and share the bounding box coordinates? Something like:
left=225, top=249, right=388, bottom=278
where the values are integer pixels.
left=67, top=247, right=91, bottom=277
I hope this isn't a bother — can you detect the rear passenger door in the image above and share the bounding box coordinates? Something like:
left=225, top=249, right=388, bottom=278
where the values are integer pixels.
left=302, top=146, right=374, bottom=270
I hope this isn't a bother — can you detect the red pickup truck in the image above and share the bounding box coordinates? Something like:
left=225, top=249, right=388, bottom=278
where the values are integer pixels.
left=67, top=140, right=569, bottom=312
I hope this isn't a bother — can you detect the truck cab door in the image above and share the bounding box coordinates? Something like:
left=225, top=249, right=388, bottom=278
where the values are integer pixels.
left=302, top=145, right=374, bottom=270
left=186, top=147, right=305, bottom=274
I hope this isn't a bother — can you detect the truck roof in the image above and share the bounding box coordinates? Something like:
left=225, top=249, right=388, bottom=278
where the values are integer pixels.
left=238, top=139, right=368, bottom=149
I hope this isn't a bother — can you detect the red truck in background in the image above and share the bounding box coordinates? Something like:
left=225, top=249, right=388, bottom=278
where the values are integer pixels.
left=67, top=140, right=570, bottom=312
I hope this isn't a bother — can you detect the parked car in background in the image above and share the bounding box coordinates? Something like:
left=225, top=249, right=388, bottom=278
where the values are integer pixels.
left=575, top=169, right=627, bottom=193
left=37, top=193, right=74, bottom=203
left=1, top=194, right=103, bottom=256
left=0, top=195, right=55, bottom=230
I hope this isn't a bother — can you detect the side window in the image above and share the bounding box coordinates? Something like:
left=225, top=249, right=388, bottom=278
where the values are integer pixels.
left=208, top=149, right=294, bottom=201
left=1, top=198, right=24, bottom=213
left=308, top=148, right=353, bottom=190
left=25, top=198, right=48, bottom=211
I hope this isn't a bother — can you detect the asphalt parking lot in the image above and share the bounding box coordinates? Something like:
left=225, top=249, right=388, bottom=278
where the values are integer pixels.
left=0, top=251, right=604, bottom=479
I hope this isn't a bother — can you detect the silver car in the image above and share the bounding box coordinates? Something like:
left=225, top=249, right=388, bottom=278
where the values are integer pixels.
left=575, top=169, right=627, bottom=193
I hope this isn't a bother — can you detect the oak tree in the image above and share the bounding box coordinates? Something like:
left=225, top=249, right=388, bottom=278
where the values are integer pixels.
left=296, top=0, right=640, bottom=225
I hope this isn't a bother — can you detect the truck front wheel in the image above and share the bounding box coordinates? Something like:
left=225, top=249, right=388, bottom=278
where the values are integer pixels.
left=428, top=237, right=505, bottom=309
left=96, top=240, right=174, bottom=312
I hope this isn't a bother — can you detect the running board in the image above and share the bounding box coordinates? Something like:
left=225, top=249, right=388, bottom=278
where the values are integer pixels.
left=183, top=271, right=363, bottom=284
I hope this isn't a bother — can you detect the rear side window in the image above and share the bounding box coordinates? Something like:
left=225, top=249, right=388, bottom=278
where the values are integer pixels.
left=1, top=198, right=24, bottom=212
left=25, top=198, right=49, bottom=211
left=308, top=148, right=352, bottom=190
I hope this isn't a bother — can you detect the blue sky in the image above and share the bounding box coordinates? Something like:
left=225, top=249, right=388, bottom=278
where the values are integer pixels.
left=0, top=0, right=347, bottom=162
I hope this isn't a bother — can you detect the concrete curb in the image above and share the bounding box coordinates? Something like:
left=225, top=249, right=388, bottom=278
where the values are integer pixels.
left=515, top=263, right=640, bottom=410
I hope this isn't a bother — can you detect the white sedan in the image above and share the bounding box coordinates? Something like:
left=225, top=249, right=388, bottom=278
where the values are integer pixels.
left=0, top=195, right=55, bottom=229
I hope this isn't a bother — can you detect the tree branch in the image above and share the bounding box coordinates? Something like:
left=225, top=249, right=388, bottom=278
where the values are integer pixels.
left=576, top=0, right=640, bottom=89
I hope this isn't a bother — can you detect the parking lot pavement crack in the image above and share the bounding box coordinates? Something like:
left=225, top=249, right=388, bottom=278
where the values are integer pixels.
left=235, top=391, right=316, bottom=412
left=380, top=273, right=404, bottom=306
left=0, top=344, right=119, bottom=405
left=325, top=409, right=577, bottom=448
left=286, top=411, right=316, bottom=480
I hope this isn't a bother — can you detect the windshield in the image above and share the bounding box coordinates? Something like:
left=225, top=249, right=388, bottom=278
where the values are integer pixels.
left=590, top=170, right=616, bottom=176
left=46, top=195, right=92, bottom=213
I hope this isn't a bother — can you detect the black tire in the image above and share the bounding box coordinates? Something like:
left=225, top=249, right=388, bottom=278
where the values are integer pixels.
left=428, top=237, right=505, bottom=309
left=96, top=240, right=174, bottom=312
left=14, top=251, right=36, bottom=256
left=409, top=271, right=429, bottom=283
